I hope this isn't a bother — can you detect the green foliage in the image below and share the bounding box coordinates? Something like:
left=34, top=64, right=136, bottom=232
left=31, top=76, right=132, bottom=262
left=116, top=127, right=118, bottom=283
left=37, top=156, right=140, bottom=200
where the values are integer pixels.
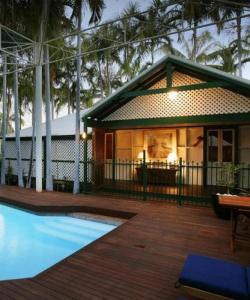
left=217, top=163, right=241, bottom=194
left=0, top=0, right=249, bottom=121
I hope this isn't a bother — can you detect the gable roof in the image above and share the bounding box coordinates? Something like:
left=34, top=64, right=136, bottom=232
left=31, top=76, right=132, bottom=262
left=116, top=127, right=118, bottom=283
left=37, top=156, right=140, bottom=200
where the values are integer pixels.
left=82, top=54, right=250, bottom=121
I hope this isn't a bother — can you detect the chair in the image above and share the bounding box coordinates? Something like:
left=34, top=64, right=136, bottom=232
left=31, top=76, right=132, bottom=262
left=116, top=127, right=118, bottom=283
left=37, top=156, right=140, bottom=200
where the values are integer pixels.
left=176, top=254, right=250, bottom=300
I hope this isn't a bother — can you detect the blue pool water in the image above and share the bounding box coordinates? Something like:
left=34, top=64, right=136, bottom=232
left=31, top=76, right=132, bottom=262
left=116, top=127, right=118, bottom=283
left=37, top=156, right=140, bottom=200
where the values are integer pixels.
left=0, top=204, right=117, bottom=280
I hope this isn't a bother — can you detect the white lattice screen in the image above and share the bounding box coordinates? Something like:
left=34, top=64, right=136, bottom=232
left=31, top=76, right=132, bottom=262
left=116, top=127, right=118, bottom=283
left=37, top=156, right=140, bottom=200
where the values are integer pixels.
left=5, top=138, right=92, bottom=180
left=104, top=71, right=250, bottom=121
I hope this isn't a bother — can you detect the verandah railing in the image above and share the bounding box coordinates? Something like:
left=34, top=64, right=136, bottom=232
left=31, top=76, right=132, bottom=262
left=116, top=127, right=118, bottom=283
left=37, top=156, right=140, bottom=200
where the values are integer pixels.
left=4, top=157, right=250, bottom=205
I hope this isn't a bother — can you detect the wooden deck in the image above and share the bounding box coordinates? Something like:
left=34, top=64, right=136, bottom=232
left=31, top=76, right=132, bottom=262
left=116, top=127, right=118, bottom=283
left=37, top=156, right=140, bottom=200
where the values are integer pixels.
left=0, top=185, right=249, bottom=300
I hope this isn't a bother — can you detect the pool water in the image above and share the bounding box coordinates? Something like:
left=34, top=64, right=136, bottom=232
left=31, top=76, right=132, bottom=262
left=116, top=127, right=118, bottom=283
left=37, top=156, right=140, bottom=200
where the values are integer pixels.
left=0, top=204, right=117, bottom=280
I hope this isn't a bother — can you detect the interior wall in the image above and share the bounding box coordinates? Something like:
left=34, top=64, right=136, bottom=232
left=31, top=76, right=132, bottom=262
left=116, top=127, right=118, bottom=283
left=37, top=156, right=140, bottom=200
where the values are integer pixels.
left=115, top=127, right=204, bottom=163
left=114, top=127, right=204, bottom=185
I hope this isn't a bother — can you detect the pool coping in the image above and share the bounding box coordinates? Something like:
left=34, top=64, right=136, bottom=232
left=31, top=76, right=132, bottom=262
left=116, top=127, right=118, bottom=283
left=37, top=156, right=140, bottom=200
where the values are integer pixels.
left=0, top=196, right=137, bottom=220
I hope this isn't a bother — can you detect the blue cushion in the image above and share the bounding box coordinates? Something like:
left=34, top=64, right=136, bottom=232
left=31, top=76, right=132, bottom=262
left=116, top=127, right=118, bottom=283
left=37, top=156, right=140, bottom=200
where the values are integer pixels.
left=179, top=254, right=249, bottom=300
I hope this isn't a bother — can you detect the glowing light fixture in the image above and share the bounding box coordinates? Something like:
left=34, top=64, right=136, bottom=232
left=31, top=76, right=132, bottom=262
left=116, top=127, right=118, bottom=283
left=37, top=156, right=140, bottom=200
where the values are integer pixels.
left=167, top=90, right=177, bottom=100
left=167, top=152, right=177, bottom=163
left=137, top=151, right=144, bottom=160
left=81, top=132, right=87, bottom=140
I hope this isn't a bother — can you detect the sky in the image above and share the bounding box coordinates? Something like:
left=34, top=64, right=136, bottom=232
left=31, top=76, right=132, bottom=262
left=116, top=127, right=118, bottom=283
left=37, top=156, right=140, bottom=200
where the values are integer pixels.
left=82, top=0, right=250, bottom=79
left=22, top=0, right=250, bottom=128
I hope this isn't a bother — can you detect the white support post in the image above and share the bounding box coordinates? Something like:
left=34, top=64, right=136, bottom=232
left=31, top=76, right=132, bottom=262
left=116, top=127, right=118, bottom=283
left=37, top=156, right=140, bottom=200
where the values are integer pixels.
left=35, top=44, right=43, bottom=192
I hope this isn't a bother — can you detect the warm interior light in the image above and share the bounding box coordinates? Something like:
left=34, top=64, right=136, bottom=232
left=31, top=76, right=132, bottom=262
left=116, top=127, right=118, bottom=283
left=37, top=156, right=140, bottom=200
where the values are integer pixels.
left=81, top=132, right=87, bottom=139
left=167, top=152, right=177, bottom=163
left=137, top=151, right=144, bottom=160
left=167, top=91, right=177, bottom=100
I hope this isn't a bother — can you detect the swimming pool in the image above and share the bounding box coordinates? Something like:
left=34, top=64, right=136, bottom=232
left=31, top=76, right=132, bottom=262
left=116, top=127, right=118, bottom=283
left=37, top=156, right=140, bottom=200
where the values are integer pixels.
left=0, top=204, right=117, bottom=280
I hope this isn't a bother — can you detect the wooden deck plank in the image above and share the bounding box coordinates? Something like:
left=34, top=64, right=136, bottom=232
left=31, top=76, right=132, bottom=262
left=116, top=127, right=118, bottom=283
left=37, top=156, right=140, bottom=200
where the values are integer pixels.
left=0, top=185, right=249, bottom=300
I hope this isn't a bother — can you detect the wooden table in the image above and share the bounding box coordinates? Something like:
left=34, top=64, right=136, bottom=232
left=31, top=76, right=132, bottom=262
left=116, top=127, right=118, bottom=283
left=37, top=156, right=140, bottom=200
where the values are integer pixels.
left=218, top=195, right=250, bottom=250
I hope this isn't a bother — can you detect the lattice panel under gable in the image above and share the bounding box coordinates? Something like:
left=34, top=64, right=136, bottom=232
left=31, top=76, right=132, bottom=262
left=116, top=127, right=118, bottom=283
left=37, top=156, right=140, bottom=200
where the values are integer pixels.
left=150, top=71, right=202, bottom=90
left=104, top=71, right=250, bottom=121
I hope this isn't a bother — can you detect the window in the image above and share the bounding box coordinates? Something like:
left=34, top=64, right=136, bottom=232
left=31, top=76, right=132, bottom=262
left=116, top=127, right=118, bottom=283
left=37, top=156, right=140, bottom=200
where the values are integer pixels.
left=207, top=129, right=234, bottom=163
left=105, top=133, right=113, bottom=160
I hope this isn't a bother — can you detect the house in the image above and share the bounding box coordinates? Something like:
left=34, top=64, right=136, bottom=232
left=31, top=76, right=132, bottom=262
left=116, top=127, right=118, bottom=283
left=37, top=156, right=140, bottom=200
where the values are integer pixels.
left=81, top=54, right=250, bottom=201
left=5, top=55, right=250, bottom=200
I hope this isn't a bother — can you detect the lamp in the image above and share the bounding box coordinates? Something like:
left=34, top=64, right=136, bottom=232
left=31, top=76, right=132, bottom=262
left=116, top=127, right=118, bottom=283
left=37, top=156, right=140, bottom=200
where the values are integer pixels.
left=167, top=90, right=177, bottom=100
left=167, top=152, right=177, bottom=164
left=81, top=132, right=87, bottom=140
left=137, top=151, right=144, bottom=160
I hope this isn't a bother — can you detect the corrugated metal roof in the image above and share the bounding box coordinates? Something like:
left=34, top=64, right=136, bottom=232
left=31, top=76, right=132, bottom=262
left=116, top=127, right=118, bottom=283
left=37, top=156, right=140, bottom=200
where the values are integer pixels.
left=7, top=110, right=90, bottom=138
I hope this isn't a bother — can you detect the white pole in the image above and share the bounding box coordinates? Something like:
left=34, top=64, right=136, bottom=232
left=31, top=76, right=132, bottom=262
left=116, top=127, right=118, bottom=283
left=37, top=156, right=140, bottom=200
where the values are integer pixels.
left=35, top=44, right=43, bottom=192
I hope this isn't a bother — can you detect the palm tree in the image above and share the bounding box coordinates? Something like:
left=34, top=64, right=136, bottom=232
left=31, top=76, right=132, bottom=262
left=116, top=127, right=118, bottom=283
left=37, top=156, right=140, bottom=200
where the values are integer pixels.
left=205, top=40, right=250, bottom=73
left=181, top=0, right=210, bottom=62
left=17, top=0, right=74, bottom=191
left=71, top=0, right=105, bottom=194
left=13, top=51, right=24, bottom=187
left=213, top=1, right=246, bottom=77
left=164, top=30, right=216, bottom=63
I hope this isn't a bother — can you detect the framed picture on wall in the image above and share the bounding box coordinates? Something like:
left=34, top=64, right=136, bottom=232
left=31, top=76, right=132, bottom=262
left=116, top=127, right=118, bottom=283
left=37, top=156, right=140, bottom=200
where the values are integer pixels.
left=144, top=130, right=177, bottom=161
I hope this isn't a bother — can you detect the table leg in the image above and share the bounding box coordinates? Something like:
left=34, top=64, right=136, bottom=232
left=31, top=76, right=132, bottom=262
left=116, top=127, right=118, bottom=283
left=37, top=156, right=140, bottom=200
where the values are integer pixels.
left=230, top=208, right=234, bottom=251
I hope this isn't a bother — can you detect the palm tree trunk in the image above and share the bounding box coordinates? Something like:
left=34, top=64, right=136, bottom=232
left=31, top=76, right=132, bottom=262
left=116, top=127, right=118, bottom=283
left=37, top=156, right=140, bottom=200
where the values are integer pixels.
left=68, top=79, right=71, bottom=114
left=151, top=45, right=154, bottom=65
left=192, top=25, right=197, bottom=62
left=236, top=11, right=242, bottom=77
left=1, top=54, right=7, bottom=184
left=105, top=57, right=111, bottom=95
left=27, top=99, right=35, bottom=188
left=34, top=47, right=43, bottom=192
left=51, top=88, right=55, bottom=120
left=34, top=0, right=47, bottom=192
left=73, top=0, right=82, bottom=194
left=44, top=44, right=53, bottom=191
left=13, top=51, right=24, bottom=187
left=7, top=91, right=12, bottom=133
left=97, top=58, right=104, bottom=100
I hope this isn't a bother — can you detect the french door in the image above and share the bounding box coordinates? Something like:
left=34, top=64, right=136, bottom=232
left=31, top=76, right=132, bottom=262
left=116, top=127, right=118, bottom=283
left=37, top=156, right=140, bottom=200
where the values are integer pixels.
left=206, top=128, right=235, bottom=185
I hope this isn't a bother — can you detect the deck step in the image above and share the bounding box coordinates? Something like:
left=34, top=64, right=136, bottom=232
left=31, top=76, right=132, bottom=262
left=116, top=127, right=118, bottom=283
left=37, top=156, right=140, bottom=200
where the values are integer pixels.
left=34, top=224, right=97, bottom=245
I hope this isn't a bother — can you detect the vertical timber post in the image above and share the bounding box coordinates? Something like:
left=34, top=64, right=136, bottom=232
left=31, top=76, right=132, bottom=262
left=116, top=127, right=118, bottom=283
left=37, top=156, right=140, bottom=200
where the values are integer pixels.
left=178, top=157, right=183, bottom=205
